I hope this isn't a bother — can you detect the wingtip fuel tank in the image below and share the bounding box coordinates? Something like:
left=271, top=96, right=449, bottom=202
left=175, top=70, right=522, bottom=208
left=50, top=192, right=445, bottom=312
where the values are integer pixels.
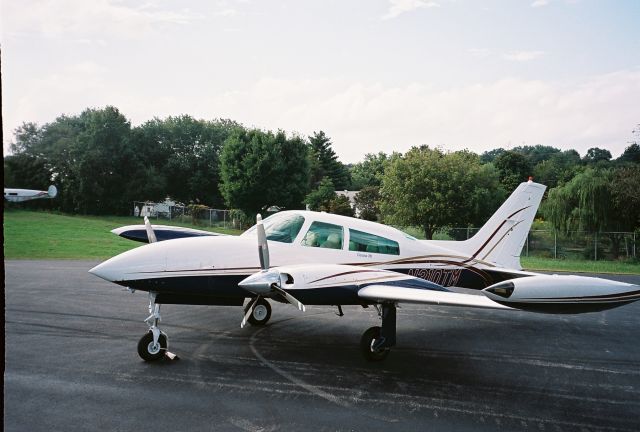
left=483, top=275, right=640, bottom=313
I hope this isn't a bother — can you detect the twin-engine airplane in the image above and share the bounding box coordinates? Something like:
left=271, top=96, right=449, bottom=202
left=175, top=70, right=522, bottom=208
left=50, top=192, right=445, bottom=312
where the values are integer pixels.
left=90, top=181, right=640, bottom=362
left=4, top=185, right=57, bottom=202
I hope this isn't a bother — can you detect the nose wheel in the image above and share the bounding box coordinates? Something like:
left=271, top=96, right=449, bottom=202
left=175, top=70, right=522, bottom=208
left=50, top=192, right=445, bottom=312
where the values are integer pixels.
left=138, top=331, right=167, bottom=361
left=138, top=292, right=169, bottom=362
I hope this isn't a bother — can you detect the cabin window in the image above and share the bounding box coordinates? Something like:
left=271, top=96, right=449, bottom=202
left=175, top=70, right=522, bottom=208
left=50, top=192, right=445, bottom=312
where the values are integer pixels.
left=263, top=214, right=305, bottom=243
left=301, top=222, right=344, bottom=250
left=349, top=229, right=400, bottom=255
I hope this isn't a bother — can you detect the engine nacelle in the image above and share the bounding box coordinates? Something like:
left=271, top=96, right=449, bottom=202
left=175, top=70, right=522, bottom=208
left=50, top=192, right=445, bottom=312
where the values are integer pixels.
left=483, top=275, right=640, bottom=314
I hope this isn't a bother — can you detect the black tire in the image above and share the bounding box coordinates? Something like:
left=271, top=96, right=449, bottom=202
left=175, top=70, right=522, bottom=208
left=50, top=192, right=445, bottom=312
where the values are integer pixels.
left=360, top=326, right=390, bottom=362
left=137, top=331, right=167, bottom=362
left=246, top=298, right=272, bottom=326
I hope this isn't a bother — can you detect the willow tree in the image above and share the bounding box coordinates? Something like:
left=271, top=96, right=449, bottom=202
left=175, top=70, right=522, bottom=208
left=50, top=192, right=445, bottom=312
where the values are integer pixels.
left=544, top=167, right=638, bottom=259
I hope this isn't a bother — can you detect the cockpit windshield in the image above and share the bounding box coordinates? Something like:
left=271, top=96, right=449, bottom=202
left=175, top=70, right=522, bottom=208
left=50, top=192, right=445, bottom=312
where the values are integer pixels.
left=241, top=213, right=305, bottom=244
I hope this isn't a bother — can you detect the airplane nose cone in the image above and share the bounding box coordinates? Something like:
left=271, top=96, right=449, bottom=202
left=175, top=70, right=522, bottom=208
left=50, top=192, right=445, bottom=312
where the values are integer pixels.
left=89, top=259, right=124, bottom=282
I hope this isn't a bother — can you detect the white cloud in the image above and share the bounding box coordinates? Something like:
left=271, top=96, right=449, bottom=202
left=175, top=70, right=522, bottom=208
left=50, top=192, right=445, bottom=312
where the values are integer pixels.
left=213, top=9, right=238, bottom=17
left=1, top=0, right=201, bottom=40
left=4, top=63, right=638, bottom=163
left=531, top=0, right=550, bottom=7
left=3, top=61, right=108, bottom=144
left=382, top=0, right=440, bottom=20
left=193, top=70, right=640, bottom=162
left=504, top=50, right=545, bottom=62
left=469, top=48, right=491, bottom=58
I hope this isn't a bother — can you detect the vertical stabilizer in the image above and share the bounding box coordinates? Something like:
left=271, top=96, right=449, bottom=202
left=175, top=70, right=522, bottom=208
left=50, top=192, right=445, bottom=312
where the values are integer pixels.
left=440, top=181, right=546, bottom=270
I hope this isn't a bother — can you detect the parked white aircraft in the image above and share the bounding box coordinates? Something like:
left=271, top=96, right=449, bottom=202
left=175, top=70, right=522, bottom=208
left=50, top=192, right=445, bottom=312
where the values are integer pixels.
left=4, top=185, right=57, bottom=202
left=90, top=181, right=640, bottom=361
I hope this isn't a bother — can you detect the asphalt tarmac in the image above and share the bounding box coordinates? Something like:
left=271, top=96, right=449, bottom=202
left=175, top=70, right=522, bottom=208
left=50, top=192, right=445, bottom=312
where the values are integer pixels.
left=5, top=260, right=640, bottom=432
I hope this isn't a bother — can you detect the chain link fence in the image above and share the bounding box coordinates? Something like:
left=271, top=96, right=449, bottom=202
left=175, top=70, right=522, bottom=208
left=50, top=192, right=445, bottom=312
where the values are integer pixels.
left=446, top=228, right=638, bottom=261
left=132, top=201, right=248, bottom=230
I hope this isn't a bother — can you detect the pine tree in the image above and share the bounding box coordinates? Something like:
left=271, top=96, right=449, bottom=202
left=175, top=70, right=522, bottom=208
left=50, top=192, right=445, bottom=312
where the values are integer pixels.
left=308, top=131, right=351, bottom=190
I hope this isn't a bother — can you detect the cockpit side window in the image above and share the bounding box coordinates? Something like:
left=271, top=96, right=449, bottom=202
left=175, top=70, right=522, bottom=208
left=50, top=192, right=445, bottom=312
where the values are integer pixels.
left=301, top=221, right=344, bottom=250
left=242, top=214, right=305, bottom=243
left=349, top=229, right=400, bottom=255
left=262, top=214, right=305, bottom=243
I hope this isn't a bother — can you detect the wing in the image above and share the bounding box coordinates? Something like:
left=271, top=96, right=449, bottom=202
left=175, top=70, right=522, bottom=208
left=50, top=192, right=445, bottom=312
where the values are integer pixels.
left=359, top=273, right=640, bottom=314
left=358, top=285, right=513, bottom=310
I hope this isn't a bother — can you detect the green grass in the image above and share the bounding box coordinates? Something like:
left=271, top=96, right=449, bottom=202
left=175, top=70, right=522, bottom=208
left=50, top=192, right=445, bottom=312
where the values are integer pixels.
left=521, top=256, right=640, bottom=275
left=3, top=209, right=241, bottom=259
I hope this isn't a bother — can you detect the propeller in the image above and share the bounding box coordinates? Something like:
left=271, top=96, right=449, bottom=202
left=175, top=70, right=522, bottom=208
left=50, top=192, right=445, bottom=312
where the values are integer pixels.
left=238, top=214, right=305, bottom=328
left=256, top=214, right=269, bottom=271
left=144, top=216, right=157, bottom=243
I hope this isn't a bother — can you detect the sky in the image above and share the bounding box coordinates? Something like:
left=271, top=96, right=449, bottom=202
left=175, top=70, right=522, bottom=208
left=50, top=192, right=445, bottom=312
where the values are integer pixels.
left=1, top=0, right=639, bottom=163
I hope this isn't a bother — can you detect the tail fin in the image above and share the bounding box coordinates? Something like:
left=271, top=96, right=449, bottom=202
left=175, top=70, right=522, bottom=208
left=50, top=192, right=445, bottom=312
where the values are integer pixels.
left=442, top=181, right=546, bottom=270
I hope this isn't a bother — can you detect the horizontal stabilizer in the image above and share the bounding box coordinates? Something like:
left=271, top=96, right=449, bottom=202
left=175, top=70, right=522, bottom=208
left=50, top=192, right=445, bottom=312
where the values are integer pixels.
left=112, top=224, right=227, bottom=243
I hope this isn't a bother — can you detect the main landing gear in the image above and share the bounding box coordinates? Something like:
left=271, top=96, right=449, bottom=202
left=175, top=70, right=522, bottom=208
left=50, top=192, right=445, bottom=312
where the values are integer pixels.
left=244, top=297, right=272, bottom=326
left=360, top=303, right=397, bottom=362
left=137, top=292, right=168, bottom=362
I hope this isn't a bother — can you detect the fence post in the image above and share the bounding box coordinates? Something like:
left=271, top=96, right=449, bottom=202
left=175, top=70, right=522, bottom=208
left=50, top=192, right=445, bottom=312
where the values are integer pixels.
left=224, top=210, right=226, bottom=229
left=634, top=232, right=636, bottom=259
left=554, top=231, right=557, bottom=259
left=594, top=233, right=598, bottom=261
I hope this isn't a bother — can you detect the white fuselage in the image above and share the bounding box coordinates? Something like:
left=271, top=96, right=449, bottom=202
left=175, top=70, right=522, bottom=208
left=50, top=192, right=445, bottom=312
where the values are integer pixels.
left=90, top=210, right=523, bottom=304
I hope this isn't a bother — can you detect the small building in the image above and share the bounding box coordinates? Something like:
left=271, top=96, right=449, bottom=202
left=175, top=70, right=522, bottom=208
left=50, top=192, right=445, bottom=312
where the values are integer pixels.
left=134, top=197, right=181, bottom=219
left=335, top=190, right=360, bottom=217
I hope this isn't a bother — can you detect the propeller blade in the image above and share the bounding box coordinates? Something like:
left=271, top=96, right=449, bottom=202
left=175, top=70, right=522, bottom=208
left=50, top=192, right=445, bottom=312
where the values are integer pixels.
left=241, top=296, right=260, bottom=328
left=272, top=286, right=306, bottom=312
left=144, top=216, right=157, bottom=243
left=256, top=214, right=269, bottom=271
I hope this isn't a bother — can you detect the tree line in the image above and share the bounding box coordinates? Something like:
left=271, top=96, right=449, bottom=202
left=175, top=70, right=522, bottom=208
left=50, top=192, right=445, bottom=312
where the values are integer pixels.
left=4, top=106, right=639, bottom=247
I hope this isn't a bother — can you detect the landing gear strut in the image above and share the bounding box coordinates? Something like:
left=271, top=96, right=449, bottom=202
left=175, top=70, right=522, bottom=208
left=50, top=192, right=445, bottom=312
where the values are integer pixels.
left=138, top=292, right=168, bottom=362
left=361, top=303, right=396, bottom=362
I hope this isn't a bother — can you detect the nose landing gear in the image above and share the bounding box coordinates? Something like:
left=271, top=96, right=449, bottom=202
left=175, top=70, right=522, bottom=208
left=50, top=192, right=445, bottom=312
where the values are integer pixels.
left=137, top=292, right=169, bottom=362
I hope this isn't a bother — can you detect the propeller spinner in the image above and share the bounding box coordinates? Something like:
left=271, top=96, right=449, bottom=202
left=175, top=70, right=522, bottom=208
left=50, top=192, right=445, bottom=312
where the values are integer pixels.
left=238, top=214, right=305, bottom=328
